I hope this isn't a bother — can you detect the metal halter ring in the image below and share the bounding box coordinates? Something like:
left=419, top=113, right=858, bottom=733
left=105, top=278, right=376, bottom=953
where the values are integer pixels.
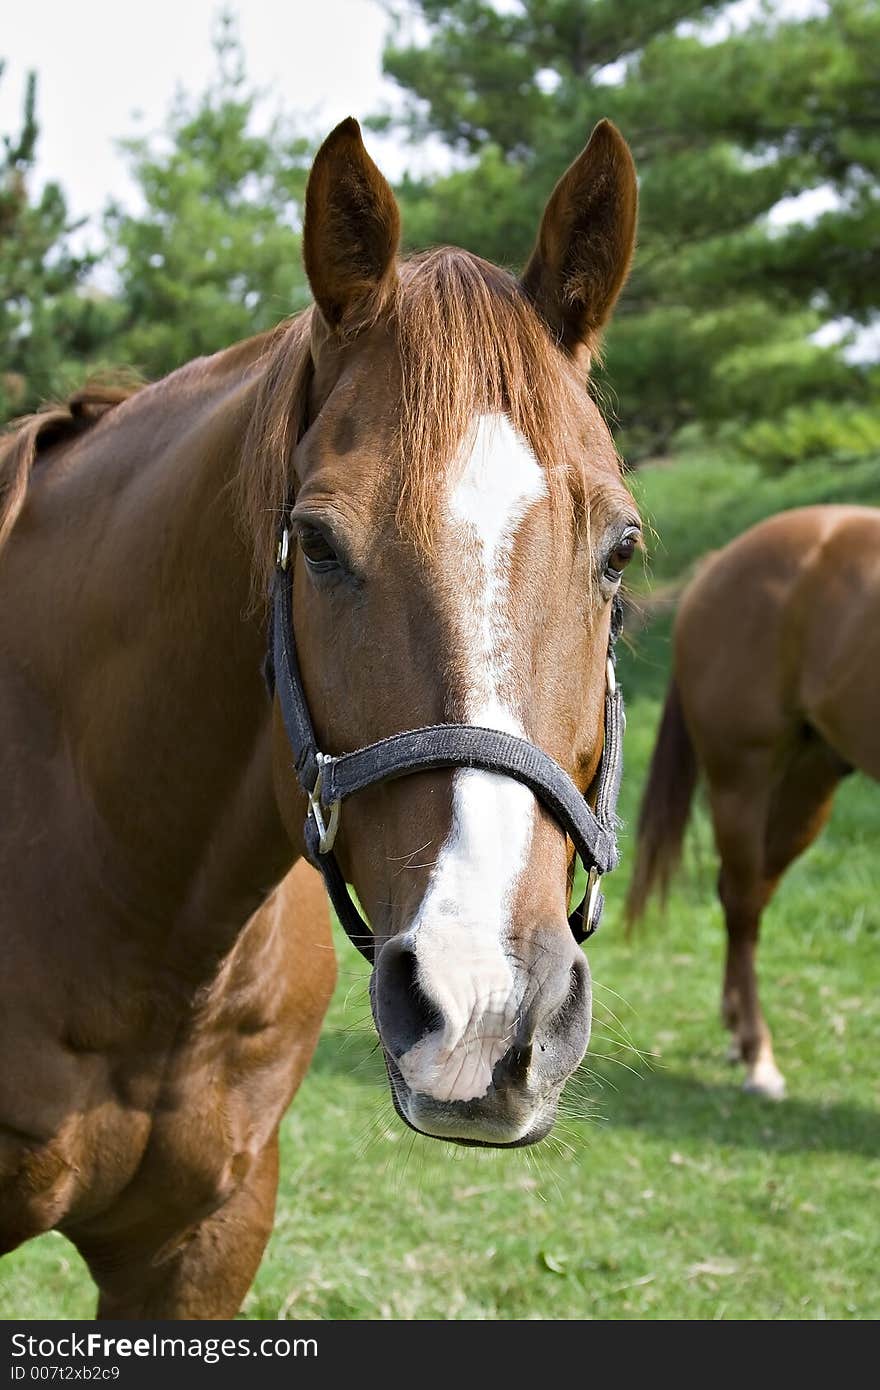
left=276, top=527, right=291, bottom=570
left=585, top=864, right=602, bottom=933
left=308, top=754, right=341, bottom=854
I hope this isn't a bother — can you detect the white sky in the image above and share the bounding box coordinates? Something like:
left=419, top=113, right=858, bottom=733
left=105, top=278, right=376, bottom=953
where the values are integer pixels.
left=0, top=0, right=411, bottom=224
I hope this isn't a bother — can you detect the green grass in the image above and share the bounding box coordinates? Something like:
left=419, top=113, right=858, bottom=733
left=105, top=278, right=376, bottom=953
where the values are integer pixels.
left=2, top=451, right=879, bottom=1321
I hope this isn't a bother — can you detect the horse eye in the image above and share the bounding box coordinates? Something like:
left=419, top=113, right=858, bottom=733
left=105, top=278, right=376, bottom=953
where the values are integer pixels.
left=298, top=526, right=340, bottom=573
left=605, top=527, right=640, bottom=581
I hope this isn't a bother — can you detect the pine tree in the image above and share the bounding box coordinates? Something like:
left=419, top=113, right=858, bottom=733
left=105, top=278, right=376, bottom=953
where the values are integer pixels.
left=0, top=65, right=102, bottom=422
left=105, top=14, right=313, bottom=381
left=379, top=0, right=878, bottom=455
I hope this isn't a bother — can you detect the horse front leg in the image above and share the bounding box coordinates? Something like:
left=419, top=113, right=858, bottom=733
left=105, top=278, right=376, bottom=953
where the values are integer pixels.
left=712, top=732, right=843, bottom=1100
left=74, top=1134, right=281, bottom=1320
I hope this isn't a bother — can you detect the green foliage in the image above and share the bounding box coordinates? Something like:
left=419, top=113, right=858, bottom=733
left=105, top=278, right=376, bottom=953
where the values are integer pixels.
left=0, top=65, right=103, bottom=422
left=738, top=401, right=880, bottom=470
left=379, top=0, right=879, bottom=455
left=709, top=326, right=866, bottom=423
left=103, top=14, right=312, bottom=380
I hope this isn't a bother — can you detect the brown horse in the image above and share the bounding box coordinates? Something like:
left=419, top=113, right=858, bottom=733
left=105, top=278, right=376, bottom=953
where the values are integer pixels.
left=0, top=117, right=639, bottom=1317
left=627, top=504, right=880, bottom=1099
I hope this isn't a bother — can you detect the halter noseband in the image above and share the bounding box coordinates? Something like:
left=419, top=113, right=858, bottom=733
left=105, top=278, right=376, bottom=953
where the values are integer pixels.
left=266, top=515, right=626, bottom=964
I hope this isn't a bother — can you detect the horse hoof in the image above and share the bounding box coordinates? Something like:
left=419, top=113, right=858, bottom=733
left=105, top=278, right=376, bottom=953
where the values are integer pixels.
left=743, top=1067, right=786, bottom=1101
left=725, top=1039, right=742, bottom=1064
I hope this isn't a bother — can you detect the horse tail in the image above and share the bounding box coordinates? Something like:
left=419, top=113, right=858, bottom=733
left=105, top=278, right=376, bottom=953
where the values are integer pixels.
left=625, top=677, right=698, bottom=925
left=0, top=385, right=138, bottom=553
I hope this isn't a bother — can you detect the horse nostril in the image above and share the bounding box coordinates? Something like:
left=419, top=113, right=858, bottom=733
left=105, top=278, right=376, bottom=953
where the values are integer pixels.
left=556, top=958, right=588, bottom=1028
left=539, top=954, right=591, bottom=1061
left=374, top=938, right=443, bottom=1063
left=497, top=1042, right=533, bottom=1085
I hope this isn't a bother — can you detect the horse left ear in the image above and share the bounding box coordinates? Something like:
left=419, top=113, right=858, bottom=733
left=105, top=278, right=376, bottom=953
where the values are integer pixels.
left=521, top=120, right=637, bottom=361
left=303, top=118, right=400, bottom=337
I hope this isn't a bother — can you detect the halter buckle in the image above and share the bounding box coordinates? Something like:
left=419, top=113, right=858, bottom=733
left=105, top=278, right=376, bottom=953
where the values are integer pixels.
left=308, top=753, right=341, bottom=855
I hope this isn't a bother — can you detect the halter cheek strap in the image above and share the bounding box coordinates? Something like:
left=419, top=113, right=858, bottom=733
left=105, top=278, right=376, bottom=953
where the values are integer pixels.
left=266, top=524, right=626, bottom=965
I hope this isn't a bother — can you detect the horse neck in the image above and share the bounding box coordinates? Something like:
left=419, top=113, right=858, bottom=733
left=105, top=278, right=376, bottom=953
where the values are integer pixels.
left=35, top=350, right=298, bottom=961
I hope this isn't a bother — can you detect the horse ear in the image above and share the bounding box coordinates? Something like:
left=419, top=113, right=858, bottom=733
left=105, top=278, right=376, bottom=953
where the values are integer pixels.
left=521, top=120, right=637, bottom=361
left=303, top=118, right=400, bottom=337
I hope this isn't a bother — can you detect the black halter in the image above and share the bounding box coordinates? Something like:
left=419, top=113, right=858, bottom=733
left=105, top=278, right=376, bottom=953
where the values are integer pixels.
left=266, top=516, right=626, bottom=965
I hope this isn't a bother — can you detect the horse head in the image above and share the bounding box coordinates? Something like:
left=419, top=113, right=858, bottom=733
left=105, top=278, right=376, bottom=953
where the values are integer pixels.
left=266, top=117, right=640, bottom=1147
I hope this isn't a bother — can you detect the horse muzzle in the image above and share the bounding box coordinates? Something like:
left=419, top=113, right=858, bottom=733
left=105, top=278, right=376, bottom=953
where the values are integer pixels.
left=370, top=931, right=592, bottom=1148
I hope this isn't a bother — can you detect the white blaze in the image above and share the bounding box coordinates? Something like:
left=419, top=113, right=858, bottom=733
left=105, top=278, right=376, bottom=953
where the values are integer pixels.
left=397, top=414, right=548, bottom=1104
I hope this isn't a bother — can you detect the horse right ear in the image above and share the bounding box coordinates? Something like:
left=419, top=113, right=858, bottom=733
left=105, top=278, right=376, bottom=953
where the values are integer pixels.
left=303, top=118, right=400, bottom=338
left=521, top=120, right=637, bottom=363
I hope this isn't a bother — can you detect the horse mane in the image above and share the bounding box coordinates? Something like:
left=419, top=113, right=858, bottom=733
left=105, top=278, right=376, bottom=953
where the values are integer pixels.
left=238, top=247, right=589, bottom=599
left=0, top=379, right=142, bottom=552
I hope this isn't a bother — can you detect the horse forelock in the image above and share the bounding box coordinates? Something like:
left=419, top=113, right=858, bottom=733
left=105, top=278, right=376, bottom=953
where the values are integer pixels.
left=391, top=250, right=590, bottom=552
left=238, top=247, right=617, bottom=600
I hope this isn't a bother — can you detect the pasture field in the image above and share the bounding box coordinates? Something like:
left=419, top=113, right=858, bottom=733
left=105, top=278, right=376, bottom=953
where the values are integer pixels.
left=3, top=450, right=879, bottom=1321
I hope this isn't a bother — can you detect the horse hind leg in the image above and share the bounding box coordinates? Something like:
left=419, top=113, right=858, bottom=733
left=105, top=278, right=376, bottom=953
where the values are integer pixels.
left=711, top=766, right=784, bottom=1100
left=714, top=733, right=842, bottom=1100
left=749, top=729, right=843, bottom=1092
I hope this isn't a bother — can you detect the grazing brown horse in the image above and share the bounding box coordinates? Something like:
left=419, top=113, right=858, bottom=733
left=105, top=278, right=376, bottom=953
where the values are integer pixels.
left=0, top=117, right=640, bottom=1317
left=627, top=505, right=880, bottom=1098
